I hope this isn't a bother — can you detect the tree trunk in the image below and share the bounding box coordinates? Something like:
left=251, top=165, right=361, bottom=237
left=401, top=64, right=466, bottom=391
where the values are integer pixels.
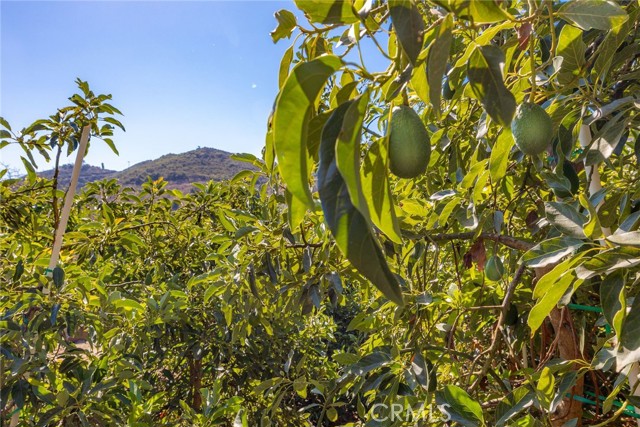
left=549, top=307, right=584, bottom=426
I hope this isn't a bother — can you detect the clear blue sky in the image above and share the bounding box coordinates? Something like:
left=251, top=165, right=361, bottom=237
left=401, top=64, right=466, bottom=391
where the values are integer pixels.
left=1, top=0, right=294, bottom=172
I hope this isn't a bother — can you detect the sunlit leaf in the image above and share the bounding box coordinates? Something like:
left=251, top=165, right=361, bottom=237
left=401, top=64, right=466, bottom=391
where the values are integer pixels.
left=467, top=45, right=516, bottom=127
left=558, top=0, right=628, bottom=31
left=318, top=102, right=404, bottom=305
left=389, top=0, right=425, bottom=66
left=273, top=55, right=343, bottom=209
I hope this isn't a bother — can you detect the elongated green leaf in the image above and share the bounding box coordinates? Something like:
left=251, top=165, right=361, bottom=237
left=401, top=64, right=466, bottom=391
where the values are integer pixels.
left=349, top=351, right=392, bottom=375
left=585, top=111, right=626, bottom=166
left=113, top=298, right=145, bottom=312
left=533, top=252, right=586, bottom=299
left=495, top=386, right=535, bottom=426
left=621, top=300, right=640, bottom=353
left=278, top=45, right=294, bottom=89
left=318, top=103, right=404, bottom=305
left=295, top=0, right=358, bottom=24
left=389, top=0, right=425, bottom=65
left=427, top=14, right=453, bottom=115
left=522, top=237, right=584, bottom=268
left=467, top=45, right=516, bottom=127
left=21, top=156, right=36, bottom=183
left=361, top=139, right=403, bottom=244
left=0, top=116, right=11, bottom=131
left=448, top=0, right=513, bottom=24
left=557, top=25, right=586, bottom=86
left=489, top=129, right=514, bottom=183
left=558, top=0, right=628, bottom=31
left=286, top=188, right=307, bottom=230
left=273, top=55, right=343, bottom=209
left=545, top=202, right=587, bottom=239
left=600, top=272, right=625, bottom=335
left=593, top=8, right=637, bottom=84
left=410, top=61, right=430, bottom=105
left=606, top=231, right=640, bottom=248
left=537, top=367, right=555, bottom=410
left=529, top=269, right=581, bottom=332
left=411, top=352, right=436, bottom=392
left=436, top=385, right=484, bottom=426
left=335, top=94, right=371, bottom=221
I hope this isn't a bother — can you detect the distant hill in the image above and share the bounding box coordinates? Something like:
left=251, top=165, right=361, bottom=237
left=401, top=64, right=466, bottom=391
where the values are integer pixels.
left=37, top=147, right=256, bottom=191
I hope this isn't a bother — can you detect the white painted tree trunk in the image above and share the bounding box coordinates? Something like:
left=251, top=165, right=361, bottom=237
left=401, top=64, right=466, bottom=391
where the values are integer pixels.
left=579, top=124, right=640, bottom=424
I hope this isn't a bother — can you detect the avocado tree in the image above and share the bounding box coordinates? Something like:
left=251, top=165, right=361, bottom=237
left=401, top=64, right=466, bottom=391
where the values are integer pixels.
left=268, top=0, right=640, bottom=425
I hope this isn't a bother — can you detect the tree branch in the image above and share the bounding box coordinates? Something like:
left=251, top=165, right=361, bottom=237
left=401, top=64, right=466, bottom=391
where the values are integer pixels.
left=418, top=231, right=535, bottom=252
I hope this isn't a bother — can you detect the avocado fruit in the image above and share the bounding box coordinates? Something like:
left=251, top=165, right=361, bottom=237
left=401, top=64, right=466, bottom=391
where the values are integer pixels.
left=485, top=256, right=505, bottom=281
left=511, top=103, right=554, bottom=156
left=388, top=105, right=431, bottom=178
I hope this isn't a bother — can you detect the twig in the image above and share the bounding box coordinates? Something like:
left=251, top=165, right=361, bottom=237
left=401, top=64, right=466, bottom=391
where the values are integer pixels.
left=419, top=231, right=534, bottom=252
left=470, top=264, right=527, bottom=391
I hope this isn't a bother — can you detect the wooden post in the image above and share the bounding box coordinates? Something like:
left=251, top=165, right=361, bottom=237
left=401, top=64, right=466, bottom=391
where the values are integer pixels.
left=45, top=125, right=90, bottom=279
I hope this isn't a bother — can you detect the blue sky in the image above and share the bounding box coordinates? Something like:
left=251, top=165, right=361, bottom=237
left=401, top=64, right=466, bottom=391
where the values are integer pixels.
left=1, top=0, right=294, bottom=172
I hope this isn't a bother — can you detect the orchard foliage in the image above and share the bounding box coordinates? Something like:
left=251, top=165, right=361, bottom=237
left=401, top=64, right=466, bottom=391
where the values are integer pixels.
left=267, top=0, right=640, bottom=425
left=1, top=0, right=640, bottom=426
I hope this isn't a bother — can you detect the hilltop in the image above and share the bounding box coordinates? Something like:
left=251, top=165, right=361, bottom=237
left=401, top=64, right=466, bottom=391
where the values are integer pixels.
left=37, top=147, right=256, bottom=190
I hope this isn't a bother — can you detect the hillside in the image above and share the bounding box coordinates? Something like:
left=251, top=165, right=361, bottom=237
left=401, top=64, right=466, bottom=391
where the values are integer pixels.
left=37, top=147, right=256, bottom=190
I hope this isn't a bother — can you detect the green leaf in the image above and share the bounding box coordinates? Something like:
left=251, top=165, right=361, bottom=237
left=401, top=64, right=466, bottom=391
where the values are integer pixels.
left=294, top=0, right=358, bottom=24
left=361, top=139, right=403, bottom=244
left=579, top=194, right=602, bottom=240
left=318, top=102, right=404, bottom=305
left=544, top=201, right=587, bottom=239
left=522, top=237, right=584, bottom=269
left=593, top=8, right=637, bottom=84
left=436, top=385, right=484, bottom=426
left=285, top=188, right=307, bottom=230
left=113, top=298, right=145, bottom=312
left=326, top=407, right=338, bottom=422
left=489, top=129, right=514, bottom=183
left=606, top=232, right=640, bottom=248
left=529, top=269, right=581, bottom=332
left=335, top=94, right=371, bottom=222
left=448, top=0, right=513, bottom=24
left=536, top=367, right=555, bottom=410
left=349, top=351, right=392, bottom=375
left=467, top=45, right=516, bottom=127
left=495, top=386, right=536, bottom=426
left=600, top=272, right=625, bottom=335
left=411, top=352, right=436, bottom=392
left=558, top=0, right=628, bottom=31
left=20, top=156, right=36, bottom=183
left=0, top=116, right=11, bottom=131
left=278, top=45, right=294, bottom=89
left=557, top=25, right=586, bottom=86
left=427, top=14, right=453, bottom=115
left=103, top=116, right=125, bottom=132
left=533, top=253, right=586, bottom=300
left=621, top=300, right=640, bottom=352
left=389, top=0, right=425, bottom=65
left=585, top=111, right=626, bottom=166
left=410, top=61, right=430, bottom=105
left=271, top=9, right=297, bottom=43
left=273, top=55, right=343, bottom=209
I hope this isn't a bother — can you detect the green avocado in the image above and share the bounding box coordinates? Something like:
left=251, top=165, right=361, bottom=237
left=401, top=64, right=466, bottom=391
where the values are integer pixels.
left=505, top=304, right=519, bottom=326
left=485, top=256, right=505, bottom=282
left=511, top=103, right=554, bottom=156
left=388, top=106, right=431, bottom=178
